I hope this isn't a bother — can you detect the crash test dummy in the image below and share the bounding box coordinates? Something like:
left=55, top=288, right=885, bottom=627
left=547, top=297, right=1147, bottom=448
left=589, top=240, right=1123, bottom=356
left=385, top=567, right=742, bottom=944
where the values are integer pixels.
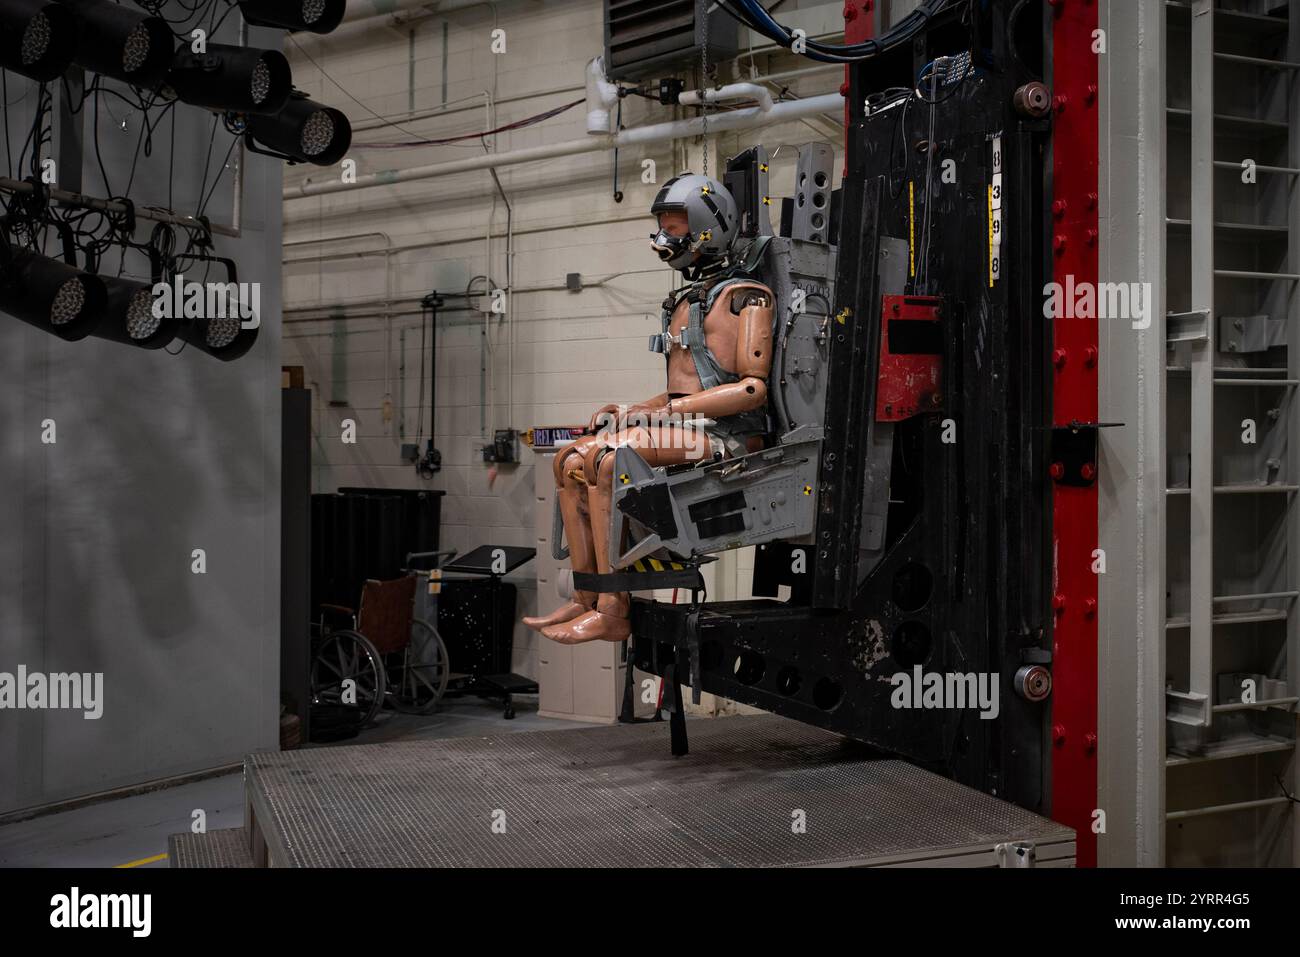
left=523, top=173, right=776, bottom=644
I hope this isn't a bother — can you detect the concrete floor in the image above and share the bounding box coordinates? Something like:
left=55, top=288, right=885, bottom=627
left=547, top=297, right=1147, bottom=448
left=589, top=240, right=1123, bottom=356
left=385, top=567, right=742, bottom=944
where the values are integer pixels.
left=0, top=694, right=597, bottom=868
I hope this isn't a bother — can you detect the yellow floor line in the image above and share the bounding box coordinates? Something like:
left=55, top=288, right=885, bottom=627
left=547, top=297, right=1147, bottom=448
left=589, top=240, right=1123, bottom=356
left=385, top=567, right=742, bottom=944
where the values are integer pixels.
left=114, top=852, right=169, bottom=869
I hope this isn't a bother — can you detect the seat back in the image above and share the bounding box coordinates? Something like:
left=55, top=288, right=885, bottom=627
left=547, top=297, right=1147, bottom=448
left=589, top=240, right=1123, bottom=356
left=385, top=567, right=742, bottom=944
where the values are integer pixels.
left=753, top=236, right=837, bottom=440
left=356, top=576, right=417, bottom=655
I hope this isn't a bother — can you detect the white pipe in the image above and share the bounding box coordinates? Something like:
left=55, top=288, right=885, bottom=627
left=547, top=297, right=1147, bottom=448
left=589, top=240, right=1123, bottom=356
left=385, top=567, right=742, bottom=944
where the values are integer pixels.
left=585, top=56, right=620, bottom=134
left=484, top=89, right=495, bottom=438
left=286, top=92, right=844, bottom=199
left=679, top=82, right=773, bottom=113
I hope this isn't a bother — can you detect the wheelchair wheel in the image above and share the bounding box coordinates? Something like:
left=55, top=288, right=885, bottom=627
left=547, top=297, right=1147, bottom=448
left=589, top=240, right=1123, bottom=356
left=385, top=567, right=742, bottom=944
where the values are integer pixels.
left=388, top=618, right=450, bottom=715
left=311, top=629, right=387, bottom=728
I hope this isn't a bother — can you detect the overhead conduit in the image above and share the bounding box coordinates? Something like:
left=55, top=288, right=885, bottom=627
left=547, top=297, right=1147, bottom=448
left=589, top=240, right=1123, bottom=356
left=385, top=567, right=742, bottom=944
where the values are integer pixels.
left=285, top=55, right=843, bottom=200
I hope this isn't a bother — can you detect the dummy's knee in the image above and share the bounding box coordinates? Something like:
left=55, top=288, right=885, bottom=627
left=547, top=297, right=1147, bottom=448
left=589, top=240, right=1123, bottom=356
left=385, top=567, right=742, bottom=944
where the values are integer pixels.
left=583, top=443, right=618, bottom=486
left=554, top=439, right=594, bottom=487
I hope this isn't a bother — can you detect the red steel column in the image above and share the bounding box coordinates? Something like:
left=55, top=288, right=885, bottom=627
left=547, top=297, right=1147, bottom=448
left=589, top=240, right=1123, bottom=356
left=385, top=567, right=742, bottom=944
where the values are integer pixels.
left=843, top=0, right=875, bottom=172
left=1049, top=0, right=1100, bottom=868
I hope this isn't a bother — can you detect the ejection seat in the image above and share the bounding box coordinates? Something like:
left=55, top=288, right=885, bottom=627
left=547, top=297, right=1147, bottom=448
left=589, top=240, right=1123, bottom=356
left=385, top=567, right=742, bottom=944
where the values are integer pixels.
left=600, top=144, right=841, bottom=575
left=550, top=142, right=912, bottom=597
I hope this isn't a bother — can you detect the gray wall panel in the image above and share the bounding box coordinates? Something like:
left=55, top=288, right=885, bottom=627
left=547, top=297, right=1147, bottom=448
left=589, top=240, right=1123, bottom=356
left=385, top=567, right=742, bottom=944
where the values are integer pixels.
left=0, top=16, right=282, bottom=815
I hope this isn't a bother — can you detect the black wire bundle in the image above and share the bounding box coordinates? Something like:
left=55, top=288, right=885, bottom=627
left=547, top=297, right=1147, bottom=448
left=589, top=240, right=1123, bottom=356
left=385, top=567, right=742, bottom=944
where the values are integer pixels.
left=715, top=0, right=953, bottom=63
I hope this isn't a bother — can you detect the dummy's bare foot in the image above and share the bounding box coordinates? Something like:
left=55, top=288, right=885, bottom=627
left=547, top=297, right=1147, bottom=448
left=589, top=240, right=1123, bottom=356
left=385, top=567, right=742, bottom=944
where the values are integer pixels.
left=522, top=600, right=592, bottom=632
left=541, top=609, right=631, bottom=645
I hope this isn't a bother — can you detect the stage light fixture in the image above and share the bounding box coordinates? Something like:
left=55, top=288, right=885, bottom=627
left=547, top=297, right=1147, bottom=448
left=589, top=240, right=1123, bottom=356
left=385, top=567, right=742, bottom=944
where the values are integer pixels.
left=246, top=93, right=351, bottom=165
left=175, top=312, right=260, bottom=360
left=85, top=277, right=177, bottom=350
left=55, top=0, right=173, bottom=88
left=0, top=0, right=78, bottom=81
left=166, top=43, right=291, bottom=115
left=237, top=0, right=345, bottom=35
left=0, top=242, right=107, bottom=341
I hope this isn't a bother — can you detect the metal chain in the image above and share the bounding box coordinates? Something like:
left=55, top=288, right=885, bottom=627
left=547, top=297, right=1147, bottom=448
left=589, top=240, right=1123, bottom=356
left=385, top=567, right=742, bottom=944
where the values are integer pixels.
left=701, top=2, right=710, bottom=178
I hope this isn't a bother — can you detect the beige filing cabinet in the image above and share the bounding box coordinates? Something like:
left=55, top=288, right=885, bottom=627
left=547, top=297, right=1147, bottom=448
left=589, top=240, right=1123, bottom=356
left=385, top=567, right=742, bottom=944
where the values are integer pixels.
left=533, top=448, right=641, bottom=723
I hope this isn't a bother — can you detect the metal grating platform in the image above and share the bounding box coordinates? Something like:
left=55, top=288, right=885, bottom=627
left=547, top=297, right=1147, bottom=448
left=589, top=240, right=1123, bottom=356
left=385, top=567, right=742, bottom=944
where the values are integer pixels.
left=243, top=715, right=1073, bottom=867
left=168, top=828, right=255, bottom=868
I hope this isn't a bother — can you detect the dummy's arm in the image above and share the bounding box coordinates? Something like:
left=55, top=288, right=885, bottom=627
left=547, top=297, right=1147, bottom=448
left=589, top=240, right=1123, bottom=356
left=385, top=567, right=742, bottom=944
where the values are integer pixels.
left=631, top=391, right=671, bottom=412
left=588, top=392, right=671, bottom=431
left=665, top=293, right=773, bottom=419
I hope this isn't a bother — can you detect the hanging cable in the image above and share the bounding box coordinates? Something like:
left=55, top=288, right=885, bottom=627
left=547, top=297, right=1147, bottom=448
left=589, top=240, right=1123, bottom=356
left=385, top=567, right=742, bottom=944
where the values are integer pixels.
left=358, top=97, right=585, bottom=150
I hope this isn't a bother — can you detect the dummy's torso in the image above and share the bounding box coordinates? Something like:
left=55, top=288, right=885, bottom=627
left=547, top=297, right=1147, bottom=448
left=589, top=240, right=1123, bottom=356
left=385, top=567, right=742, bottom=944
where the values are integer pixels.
left=665, top=280, right=773, bottom=395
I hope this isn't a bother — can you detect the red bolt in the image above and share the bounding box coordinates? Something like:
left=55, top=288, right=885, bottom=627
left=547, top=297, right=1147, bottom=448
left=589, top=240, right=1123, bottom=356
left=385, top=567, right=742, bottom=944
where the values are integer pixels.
left=1052, top=199, right=1068, bottom=219
left=1087, top=192, right=1099, bottom=210
left=1052, top=593, right=1067, bottom=613
left=1084, top=597, right=1098, bottom=618
left=1049, top=462, right=1065, bottom=480
left=1084, top=345, right=1099, bottom=367
left=1054, top=234, right=1068, bottom=254
left=1081, top=463, right=1096, bottom=482
left=863, top=0, right=873, bottom=10
left=1086, top=228, right=1099, bottom=247
left=1085, top=732, right=1098, bottom=754
left=1053, top=348, right=1068, bottom=369
left=1054, top=94, right=1069, bottom=113
left=1085, top=84, right=1098, bottom=105
left=892, top=301, right=901, bottom=314
left=1053, top=724, right=1067, bottom=746
left=839, top=81, right=850, bottom=97
left=843, top=4, right=857, bottom=20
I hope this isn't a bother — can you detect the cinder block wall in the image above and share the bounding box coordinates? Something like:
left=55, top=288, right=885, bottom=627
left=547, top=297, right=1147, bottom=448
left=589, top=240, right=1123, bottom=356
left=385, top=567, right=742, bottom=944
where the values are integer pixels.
left=281, top=0, right=845, bottom=677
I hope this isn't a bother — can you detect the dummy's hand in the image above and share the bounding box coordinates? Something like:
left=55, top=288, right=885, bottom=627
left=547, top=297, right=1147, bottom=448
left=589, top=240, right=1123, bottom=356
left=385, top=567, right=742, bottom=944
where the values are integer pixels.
left=588, top=403, right=621, bottom=434
left=624, top=401, right=670, bottom=425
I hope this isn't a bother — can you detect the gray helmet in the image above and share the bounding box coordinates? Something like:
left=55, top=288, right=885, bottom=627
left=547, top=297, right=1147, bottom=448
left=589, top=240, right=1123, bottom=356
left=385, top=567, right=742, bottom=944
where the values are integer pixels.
left=649, top=173, right=739, bottom=271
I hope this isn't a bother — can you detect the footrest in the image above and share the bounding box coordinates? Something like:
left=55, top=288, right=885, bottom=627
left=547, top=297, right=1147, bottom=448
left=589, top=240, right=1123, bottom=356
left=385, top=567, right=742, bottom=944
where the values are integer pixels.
left=479, top=672, right=539, bottom=694
left=574, top=558, right=705, bottom=593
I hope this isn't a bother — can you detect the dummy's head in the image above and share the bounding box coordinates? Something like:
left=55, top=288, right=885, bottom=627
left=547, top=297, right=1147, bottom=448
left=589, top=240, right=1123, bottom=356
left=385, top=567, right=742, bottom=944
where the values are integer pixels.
left=648, top=173, right=739, bottom=272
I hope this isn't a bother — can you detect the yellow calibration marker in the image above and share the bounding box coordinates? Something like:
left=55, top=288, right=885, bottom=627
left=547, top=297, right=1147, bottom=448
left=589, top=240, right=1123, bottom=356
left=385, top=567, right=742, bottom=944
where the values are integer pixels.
left=835, top=307, right=850, bottom=325
left=803, top=485, right=813, bottom=496
left=908, top=181, right=916, bottom=277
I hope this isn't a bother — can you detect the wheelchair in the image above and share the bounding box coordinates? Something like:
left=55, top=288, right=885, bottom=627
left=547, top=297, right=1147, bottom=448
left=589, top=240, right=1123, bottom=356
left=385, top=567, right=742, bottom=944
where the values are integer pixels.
left=310, top=550, right=455, bottom=735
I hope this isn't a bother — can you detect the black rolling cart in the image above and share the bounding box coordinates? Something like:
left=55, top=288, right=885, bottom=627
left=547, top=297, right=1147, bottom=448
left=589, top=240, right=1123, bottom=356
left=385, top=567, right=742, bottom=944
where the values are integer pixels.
left=436, top=544, right=537, bottom=718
